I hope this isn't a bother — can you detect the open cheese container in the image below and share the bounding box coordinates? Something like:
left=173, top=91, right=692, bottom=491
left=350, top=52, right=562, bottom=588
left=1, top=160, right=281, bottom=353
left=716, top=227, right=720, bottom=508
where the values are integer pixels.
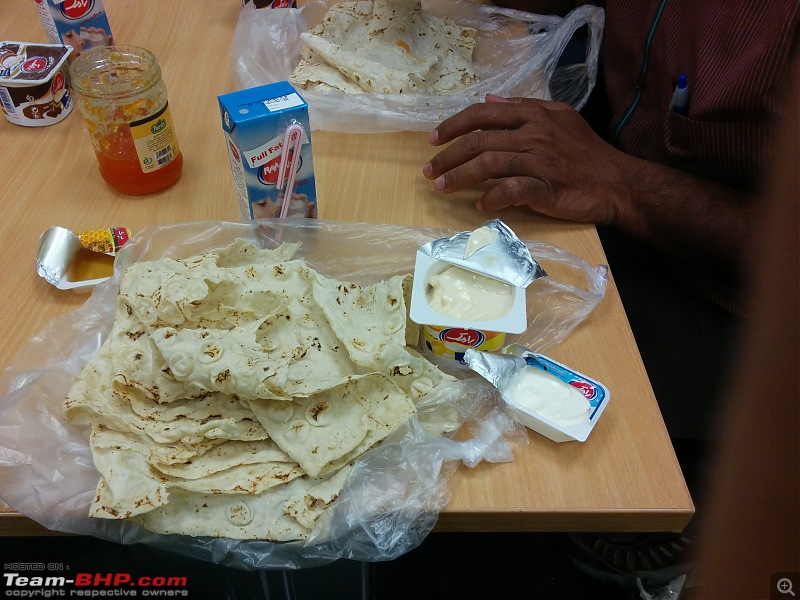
left=36, top=226, right=131, bottom=292
left=409, top=219, right=546, bottom=362
left=465, top=345, right=610, bottom=442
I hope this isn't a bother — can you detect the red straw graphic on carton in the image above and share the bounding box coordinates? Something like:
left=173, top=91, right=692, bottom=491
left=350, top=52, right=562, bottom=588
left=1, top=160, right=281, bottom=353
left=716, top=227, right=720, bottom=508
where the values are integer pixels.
left=277, top=123, right=304, bottom=219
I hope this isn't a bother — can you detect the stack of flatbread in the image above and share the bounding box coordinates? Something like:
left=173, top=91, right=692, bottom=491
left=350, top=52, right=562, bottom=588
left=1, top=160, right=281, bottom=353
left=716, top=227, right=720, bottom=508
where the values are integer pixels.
left=290, top=0, right=479, bottom=94
left=64, top=239, right=455, bottom=541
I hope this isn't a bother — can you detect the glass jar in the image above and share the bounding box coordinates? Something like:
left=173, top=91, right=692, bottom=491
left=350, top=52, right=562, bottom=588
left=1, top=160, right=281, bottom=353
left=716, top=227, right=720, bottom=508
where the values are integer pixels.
left=70, top=46, right=183, bottom=195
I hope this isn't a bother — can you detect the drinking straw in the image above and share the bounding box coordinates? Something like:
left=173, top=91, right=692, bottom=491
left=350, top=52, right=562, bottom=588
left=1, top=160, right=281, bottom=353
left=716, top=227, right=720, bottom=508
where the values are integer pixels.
left=277, top=123, right=304, bottom=219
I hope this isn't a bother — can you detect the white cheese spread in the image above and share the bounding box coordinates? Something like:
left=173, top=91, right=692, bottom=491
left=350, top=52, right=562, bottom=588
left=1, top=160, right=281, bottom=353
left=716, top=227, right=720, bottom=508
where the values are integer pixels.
left=504, top=366, right=591, bottom=427
left=426, top=265, right=513, bottom=321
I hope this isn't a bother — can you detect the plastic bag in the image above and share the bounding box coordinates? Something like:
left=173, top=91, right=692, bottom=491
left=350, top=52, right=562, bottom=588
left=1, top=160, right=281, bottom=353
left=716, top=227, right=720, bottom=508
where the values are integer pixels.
left=0, top=219, right=606, bottom=569
left=230, top=0, right=605, bottom=132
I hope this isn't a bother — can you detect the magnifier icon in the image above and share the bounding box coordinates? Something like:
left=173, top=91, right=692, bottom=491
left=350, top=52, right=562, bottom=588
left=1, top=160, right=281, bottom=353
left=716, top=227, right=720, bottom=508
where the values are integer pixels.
left=778, top=577, right=796, bottom=596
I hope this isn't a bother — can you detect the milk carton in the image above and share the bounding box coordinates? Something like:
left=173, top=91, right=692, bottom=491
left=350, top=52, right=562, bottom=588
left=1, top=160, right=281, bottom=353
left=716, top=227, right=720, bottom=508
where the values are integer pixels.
left=33, top=0, right=114, bottom=62
left=218, top=81, right=317, bottom=220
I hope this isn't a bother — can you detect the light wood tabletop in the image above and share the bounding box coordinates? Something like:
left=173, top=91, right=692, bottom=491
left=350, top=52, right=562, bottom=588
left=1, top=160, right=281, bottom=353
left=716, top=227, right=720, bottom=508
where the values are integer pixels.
left=0, top=0, right=693, bottom=536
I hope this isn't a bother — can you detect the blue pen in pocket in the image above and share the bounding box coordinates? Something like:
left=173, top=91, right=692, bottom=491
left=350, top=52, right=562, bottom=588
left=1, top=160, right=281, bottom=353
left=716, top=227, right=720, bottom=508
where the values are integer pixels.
left=671, top=73, right=690, bottom=116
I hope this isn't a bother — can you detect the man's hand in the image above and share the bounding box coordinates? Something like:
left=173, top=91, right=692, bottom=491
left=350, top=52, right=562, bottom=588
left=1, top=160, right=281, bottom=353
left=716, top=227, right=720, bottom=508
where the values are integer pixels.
left=425, top=95, right=755, bottom=272
left=424, top=96, right=631, bottom=226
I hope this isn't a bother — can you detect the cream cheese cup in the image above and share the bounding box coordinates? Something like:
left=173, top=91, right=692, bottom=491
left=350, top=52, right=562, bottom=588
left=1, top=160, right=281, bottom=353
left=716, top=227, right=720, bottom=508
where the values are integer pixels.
left=410, top=219, right=547, bottom=341
left=464, top=346, right=610, bottom=443
left=0, top=41, right=73, bottom=127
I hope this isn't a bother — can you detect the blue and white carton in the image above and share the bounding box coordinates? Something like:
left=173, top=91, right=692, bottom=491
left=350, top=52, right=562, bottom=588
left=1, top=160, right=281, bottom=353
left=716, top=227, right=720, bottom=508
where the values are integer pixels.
left=34, top=0, right=114, bottom=61
left=218, top=81, right=317, bottom=221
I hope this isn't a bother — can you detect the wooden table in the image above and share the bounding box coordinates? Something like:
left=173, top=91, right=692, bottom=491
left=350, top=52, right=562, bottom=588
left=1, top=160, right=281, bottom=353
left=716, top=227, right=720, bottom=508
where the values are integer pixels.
left=0, top=0, right=693, bottom=536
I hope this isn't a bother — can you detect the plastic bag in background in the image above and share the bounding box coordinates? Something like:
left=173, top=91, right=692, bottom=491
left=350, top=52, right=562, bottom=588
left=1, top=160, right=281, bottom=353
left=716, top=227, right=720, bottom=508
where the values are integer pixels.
left=229, top=0, right=605, bottom=132
left=0, top=220, right=606, bottom=570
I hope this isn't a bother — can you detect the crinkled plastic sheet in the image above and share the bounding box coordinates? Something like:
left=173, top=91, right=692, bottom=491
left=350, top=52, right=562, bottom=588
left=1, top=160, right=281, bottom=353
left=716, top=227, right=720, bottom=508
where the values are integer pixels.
left=0, top=220, right=606, bottom=570
left=230, top=0, right=605, bottom=132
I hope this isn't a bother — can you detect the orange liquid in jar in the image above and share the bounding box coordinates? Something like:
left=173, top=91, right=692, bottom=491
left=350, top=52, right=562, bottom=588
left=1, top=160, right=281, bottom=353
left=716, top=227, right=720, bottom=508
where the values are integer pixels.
left=95, top=127, right=183, bottom=195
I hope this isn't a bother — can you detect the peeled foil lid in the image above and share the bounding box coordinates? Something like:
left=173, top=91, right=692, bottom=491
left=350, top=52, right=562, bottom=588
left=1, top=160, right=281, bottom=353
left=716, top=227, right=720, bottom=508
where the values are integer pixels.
left=36, top=226, right=83, bottom=286
left=418, top=219, right=546, bottom=288
left=35, top=226, right=130, bottom=289
left=0, top=41, right=73, bottom=85
left=463, top=348, right=526, bottom=391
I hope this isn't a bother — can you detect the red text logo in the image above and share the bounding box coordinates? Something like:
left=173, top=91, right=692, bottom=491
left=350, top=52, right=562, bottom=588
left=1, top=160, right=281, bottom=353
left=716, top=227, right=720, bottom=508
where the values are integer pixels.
left=440, top=328, right=485, bottom=347
left=21, top=57, right=48, bottom=73
left=52, top=71, right=65, bottom=95
left=61, top=0, right=94, bottom=20
left=257, top=151, right=301, bottom=186
left=74, top=572, right=188, bottom=588
left=569, top=380, right=597, bottom=400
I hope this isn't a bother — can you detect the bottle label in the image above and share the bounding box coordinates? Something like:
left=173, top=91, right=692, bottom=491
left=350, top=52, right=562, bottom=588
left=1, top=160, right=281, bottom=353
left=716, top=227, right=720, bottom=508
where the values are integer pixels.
left=130, top=102, right=180, bottom=173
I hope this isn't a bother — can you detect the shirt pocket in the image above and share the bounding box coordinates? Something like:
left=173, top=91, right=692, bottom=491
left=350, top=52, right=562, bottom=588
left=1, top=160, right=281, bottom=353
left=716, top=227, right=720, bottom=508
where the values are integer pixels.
left=664, top=111, right=769, bottom=191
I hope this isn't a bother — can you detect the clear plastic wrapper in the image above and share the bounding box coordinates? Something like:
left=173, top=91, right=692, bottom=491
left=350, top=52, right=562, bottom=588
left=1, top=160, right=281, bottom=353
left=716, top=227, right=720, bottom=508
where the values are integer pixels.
left=230, top=0, right=605, bottom=132
left=0, top=219, right=606, bottom=569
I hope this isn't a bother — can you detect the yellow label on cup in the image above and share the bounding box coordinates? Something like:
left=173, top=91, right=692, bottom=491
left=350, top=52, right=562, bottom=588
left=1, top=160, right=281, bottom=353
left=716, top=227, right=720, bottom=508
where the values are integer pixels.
left=130, top=102, right=180, bottom=172
left=422, top=325, right=506, bottom=362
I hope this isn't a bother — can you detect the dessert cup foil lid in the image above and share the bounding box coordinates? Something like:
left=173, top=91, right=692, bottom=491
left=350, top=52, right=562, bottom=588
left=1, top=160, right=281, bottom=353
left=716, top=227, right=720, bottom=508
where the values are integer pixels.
left=0, top=42, right=72, bottom=85
left=418, top=219, right=546, bottom=288
left=36, top=226, right=82, bottom=286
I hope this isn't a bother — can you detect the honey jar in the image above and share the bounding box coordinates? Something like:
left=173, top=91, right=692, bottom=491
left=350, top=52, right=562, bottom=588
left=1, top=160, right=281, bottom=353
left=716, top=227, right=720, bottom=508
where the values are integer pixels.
left=70, top=46, right=183, bottom=195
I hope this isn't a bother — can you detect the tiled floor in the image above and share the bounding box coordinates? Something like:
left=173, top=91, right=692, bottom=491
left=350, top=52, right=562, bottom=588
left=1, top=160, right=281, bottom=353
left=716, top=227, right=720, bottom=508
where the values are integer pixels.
left=3, top=532, right=633, bottom=599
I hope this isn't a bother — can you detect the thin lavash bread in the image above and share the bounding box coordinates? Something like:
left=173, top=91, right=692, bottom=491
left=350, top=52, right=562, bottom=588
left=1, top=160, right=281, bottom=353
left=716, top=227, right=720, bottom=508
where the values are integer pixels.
left=290, top=0, right=479, bottom=94
left=63, top=239, right=456, bottom=541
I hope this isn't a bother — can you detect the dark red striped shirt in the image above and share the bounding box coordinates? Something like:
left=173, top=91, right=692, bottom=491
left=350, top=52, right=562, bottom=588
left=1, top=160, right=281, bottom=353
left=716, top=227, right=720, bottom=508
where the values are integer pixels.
left=596, top=0, right=798, bottom=313
left=603, top=0, right=799, bottom=192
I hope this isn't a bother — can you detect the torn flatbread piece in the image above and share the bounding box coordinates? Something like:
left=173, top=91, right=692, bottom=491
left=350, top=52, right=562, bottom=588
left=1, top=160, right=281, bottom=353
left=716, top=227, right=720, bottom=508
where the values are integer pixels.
left=247, top=373, right=414, bottom=478
left=283, top=465, right=352, bottom=529
left=134, top=481, right=314, bottom=541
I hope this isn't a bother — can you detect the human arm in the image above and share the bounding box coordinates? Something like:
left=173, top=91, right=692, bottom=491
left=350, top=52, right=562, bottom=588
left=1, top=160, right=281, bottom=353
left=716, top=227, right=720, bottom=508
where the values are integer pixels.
left=423, top=96, right=754, bottom=273
left=693, top=62, right=799, bottom=596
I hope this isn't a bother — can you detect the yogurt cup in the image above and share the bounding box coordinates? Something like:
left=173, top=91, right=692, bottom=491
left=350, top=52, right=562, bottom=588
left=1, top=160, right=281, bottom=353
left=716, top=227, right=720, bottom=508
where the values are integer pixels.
left=0, top=41, right=73, bottom=127
left=411, top=250, right=529, bottom=334
left=465, top=346, right=610, bottom=443
left=410, top=220, right=547, bottom=364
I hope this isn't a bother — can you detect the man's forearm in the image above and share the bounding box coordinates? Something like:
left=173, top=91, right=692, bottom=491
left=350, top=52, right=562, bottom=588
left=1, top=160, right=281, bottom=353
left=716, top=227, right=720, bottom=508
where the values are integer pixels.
left=612, top=153, right=755, bottom=273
